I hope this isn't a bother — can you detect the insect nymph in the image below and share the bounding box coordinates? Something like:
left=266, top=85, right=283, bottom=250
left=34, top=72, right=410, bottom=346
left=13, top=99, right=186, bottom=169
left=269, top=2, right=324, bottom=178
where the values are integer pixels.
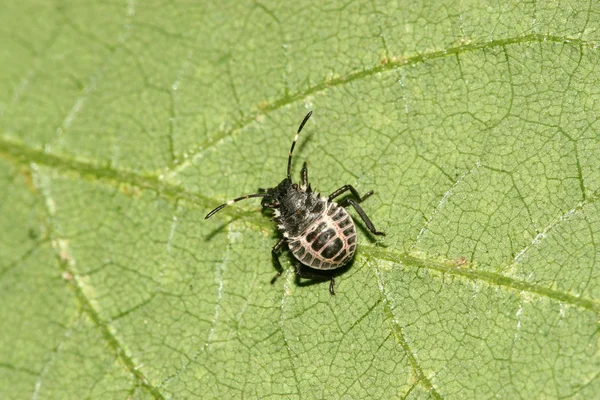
left=205, top=111, right=385, bottom=294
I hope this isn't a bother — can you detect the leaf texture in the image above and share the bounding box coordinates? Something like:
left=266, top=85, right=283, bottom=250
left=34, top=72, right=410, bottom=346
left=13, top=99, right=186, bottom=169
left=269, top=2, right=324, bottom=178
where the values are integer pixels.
left=1, top=1, right=600, bottom=399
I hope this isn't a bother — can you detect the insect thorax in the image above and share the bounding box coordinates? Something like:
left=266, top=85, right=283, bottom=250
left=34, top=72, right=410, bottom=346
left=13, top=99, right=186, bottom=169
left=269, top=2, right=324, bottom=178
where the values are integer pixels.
left=273, top=190, right=327, bottom=237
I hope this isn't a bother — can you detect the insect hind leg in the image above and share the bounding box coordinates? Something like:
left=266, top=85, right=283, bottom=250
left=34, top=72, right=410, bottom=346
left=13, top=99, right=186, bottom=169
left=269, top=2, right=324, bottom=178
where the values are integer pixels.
left=340, top=197, right=385, bottom=236
left=293, top=263, right=337, bottom=295
left=328, top=184, right=373, bottom=202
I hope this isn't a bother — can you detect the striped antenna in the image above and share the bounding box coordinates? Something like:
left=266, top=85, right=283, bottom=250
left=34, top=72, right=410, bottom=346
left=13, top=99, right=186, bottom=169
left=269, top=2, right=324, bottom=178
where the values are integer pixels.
left=287, top=111, right=313, bottom=181
left=205, top=193, right=267, bottom=219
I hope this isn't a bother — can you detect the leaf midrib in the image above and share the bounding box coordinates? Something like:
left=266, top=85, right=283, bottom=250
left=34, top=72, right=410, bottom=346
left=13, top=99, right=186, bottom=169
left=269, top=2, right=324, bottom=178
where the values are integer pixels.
left=2, top=134, right=598, bottom=313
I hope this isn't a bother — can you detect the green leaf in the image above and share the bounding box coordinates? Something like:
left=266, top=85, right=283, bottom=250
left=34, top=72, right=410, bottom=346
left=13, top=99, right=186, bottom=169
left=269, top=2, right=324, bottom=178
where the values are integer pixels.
left=1, top=1, right=600, bottom=398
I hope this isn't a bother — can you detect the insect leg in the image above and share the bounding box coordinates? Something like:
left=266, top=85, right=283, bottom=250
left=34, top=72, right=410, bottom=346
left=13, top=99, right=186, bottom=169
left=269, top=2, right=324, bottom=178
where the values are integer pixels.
left=328, top=185, right=374, bottom=202
left=329, top=277, right=335, bottom=295
left=270, top=237, right=287, bottom=284
left=293, top=263, right=337, bottom=295
left=340, top=198, right=385, bottom=236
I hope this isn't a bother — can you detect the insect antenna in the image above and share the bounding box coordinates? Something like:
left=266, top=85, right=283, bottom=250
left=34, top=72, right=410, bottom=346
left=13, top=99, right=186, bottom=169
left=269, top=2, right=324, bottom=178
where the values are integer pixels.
left=287, top=111, right=313, bottom=181
left=205, top=193, right=267, bottom=219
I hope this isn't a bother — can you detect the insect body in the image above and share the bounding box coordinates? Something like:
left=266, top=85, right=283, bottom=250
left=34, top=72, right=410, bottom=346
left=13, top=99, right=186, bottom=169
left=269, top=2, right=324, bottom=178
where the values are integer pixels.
left=286, top=201, right=356, bottom=271
left=205, top=111, right=385, bottom=294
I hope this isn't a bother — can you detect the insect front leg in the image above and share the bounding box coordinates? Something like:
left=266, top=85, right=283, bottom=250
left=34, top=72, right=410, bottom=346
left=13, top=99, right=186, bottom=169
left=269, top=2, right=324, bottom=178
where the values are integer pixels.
left=270, top=237, right=287, bottom=284
left=340, top=197, right=385, bottom=236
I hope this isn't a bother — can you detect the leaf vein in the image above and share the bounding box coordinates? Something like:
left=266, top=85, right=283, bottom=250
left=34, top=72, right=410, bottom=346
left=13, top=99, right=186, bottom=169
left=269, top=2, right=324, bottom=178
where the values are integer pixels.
left=373, top=264, right=443, bottom=399
left=4, top=137, right=599, bottom=313
left=363, top=248, right=600, bottom=313
left=29, top=164, right=167, bottom=400
left=165, top=33, right=599, bottom=177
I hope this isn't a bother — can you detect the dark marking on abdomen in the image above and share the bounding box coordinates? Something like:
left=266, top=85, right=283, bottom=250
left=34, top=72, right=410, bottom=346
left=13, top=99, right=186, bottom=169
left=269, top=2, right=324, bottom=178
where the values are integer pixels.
left=333, top=251, right=346, bottom=262
left=295, top=246, right=305, bottom=258
left=306, top=221, right=327, bottom=242
left=338, top=217, right=351, bottom=229
left=332, top=208, right=345, bottom=221
left=321, top=238, right=343, bottom=259
left=302, top=252, right=313, bottom=265
left=310, top=228, right=335, bottom=251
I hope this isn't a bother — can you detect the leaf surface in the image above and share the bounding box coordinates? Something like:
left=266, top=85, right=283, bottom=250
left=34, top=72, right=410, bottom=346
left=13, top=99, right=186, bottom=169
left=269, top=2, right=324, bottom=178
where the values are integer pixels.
left=1, top=1, right=600, bottom=398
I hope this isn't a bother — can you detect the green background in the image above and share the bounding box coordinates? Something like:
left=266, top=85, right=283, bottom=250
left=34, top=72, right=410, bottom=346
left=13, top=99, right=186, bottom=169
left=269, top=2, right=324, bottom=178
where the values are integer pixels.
left=1, top=1, right=600, bottom=398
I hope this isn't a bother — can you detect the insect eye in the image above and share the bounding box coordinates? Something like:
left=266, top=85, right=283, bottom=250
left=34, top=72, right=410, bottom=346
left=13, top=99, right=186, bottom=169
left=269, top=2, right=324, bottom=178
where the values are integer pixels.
left=292, top=183, right=298, bottom=189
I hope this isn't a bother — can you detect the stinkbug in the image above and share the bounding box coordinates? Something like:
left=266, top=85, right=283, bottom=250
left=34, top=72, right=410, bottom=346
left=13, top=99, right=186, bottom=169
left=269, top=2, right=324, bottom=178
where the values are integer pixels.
left=205, top=111, right=385, bottom=294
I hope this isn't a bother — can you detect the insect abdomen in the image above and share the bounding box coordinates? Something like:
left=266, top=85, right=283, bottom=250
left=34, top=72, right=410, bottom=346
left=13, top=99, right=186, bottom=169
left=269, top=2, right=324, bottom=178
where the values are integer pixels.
left=287, top=202, right=356, bottom=270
